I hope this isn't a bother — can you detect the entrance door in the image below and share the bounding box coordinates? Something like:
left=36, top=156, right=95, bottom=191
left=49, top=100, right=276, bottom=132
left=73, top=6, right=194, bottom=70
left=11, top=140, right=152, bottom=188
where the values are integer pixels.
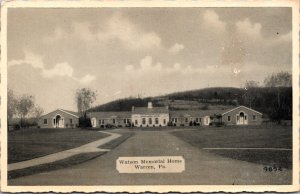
left=91, top=118, right=97, bottom=128
left=237, top=112, right=247, bottom=125
left=55, top=115, right=64, bottom=128
left=239, top=112, right=244, bottom=124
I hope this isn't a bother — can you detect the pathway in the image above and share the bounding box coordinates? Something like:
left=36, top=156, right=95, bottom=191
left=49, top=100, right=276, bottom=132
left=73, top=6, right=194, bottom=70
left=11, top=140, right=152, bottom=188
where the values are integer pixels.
left=8, top=131, right=121, bottom=171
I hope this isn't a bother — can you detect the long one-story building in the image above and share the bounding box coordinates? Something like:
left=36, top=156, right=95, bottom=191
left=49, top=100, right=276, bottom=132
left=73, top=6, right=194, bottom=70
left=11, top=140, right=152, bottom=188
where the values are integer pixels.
left=89, top=111, right=131, bottom=128
left=88, top=102, right=263, bottom=128
left=39, top=102, right=263, bottom=128
left=169, top=110, right=215, bottom=126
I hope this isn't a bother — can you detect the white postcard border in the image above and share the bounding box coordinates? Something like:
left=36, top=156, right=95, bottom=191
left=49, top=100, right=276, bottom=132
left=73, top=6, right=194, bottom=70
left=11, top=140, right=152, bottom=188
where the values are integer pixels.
left=1, top=0, right=299, bottom=192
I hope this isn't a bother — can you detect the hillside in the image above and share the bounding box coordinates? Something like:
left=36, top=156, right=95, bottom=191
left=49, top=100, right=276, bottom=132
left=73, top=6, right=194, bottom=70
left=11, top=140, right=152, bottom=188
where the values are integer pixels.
left=88, top=87, right=241, bottom=112
left=87, top=87, right=292, bottom=121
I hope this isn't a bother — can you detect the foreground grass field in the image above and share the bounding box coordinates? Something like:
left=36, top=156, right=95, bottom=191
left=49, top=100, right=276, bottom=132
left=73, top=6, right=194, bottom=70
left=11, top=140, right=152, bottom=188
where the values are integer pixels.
left=171, top=125, right=292, bottom=169
left=8, top=129, right=134, bottom=179
left=8, top=128, right=110, bottom=163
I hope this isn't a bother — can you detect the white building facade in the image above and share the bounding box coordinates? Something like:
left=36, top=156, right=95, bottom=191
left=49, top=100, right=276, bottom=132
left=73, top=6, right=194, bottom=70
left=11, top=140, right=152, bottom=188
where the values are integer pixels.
left=131, top=102, right=169, bottom=127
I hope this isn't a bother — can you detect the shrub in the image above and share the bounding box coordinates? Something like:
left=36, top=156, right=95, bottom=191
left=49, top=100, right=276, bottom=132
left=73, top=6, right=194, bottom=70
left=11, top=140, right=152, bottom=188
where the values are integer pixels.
left=105, top=124, right=115, bottom=128
left=79, top=117, right=92, bottom=128
left=212, top=121, right=225, bottom=127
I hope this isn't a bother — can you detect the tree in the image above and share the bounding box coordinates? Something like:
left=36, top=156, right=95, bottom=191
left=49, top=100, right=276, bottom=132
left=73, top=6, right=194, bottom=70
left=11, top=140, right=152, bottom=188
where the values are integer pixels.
left=7, top=89, right=18, bottom=119
left=245, top=80, right=259, bottom=88
left=243, top=80, right=260, bottom=108
left=7, top=89, right=44, bottom=128
left=264, top=71, right=292, bottom=87
left=75, top=88, right=97, bottom=117
left=16, top=94, right=35, bottom=127
left=263, top=71, right=292, bottom=123
left=30, top=105, right=44, bottom=124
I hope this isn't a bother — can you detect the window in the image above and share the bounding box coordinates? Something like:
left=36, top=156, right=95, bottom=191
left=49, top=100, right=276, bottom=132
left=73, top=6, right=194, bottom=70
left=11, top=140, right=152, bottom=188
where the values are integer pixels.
left=163, top=119, right=166, bottom=124
left=185, top=118, right=188, bottom=123
left=127, top=119, right=130, bottom=124
left=53, top=118, right=56, bottom=124
left=199, top=118, right=201, bottom=122
left=149, top=118, right=152, bottom=125
left=227, top=116, right=231, bottom=121
left=245, top=115, right=247, bottom=120
left=155, top=118, right=159, bottom=124
left=135, top=120, right=138, bottom=125
left=44, top=119, right=48, bottom=125
left=175, top=118, right=177, bottom=123
left=99, top=119, right=104, bottom=124
left=236, top=115, right=239, bottom=121
left=70, top=119, right=73, bottom=124
left=196, top=118, right=199, bottom=122
left=113, top=119, right=116, bottom=124
left=142, top=118, right=146, bottom=125
left=253, top=115, right=256, bottom=120
left=124, top=119, right=127, bottom=124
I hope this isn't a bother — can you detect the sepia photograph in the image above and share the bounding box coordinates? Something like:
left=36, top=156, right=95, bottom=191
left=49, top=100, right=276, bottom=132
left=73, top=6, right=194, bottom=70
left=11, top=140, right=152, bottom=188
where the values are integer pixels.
left=1, top=0, right=299, bottom=192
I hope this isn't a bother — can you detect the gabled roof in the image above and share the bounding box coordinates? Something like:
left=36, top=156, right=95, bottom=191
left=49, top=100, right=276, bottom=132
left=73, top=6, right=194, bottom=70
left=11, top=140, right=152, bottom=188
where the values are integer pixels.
left=221, top=106, right=263, bottom=115
left=170, top=110, right=222, bottom=117
left=132, top=107, right=169, bottom=115
left=59, top=109, right=79, bottom=118
left=88, top=111, right=132, bottom=119
left=41, top=109, right=79, bottom=118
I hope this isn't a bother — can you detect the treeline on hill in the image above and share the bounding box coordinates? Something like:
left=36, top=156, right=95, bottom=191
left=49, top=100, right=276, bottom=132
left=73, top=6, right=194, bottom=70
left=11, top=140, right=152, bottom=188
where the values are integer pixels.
left=87, top=87, right=292, bottom=122
left=168, top=87, right=292, bottom=120
left=167, top=87, right=243, bottom=106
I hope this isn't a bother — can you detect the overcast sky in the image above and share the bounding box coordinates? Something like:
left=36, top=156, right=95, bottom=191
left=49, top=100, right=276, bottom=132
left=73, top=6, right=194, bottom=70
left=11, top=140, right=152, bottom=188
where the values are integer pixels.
left=7, top=8, right=292, bottom=113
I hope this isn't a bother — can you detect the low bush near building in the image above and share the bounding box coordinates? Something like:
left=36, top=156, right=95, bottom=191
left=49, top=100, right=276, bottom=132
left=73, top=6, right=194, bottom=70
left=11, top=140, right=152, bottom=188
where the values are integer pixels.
left=79, top=117, right=92, bottom=128
left=212, top=121, right=225, bottom=127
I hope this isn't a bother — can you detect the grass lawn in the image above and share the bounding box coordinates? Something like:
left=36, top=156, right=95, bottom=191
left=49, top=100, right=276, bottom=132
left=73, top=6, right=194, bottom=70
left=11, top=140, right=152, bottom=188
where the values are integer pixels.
left=171, top=125, right=292, bottom=169
left=8, top=128, right=110, bottom=164
left=8, top=152, right=105, bottom=180
left=8, top=129, right=135, bottom=179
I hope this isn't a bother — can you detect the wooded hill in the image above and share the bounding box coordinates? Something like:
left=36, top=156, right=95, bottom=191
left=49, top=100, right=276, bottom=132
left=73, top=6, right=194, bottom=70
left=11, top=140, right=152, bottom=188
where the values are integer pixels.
left=88, top=87, right=292, bottom=121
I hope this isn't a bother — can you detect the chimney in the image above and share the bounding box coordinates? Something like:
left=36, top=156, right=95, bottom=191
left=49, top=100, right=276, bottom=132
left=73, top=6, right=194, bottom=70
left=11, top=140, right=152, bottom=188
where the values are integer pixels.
left=148, top=102, right=153, bottom=109
left=132, top=106, right=135, bottom=111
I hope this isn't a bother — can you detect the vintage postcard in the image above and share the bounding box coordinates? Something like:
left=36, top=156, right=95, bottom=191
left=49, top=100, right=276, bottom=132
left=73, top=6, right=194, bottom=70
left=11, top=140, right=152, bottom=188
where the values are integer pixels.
left=1, top=0, right=299, bottom=192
